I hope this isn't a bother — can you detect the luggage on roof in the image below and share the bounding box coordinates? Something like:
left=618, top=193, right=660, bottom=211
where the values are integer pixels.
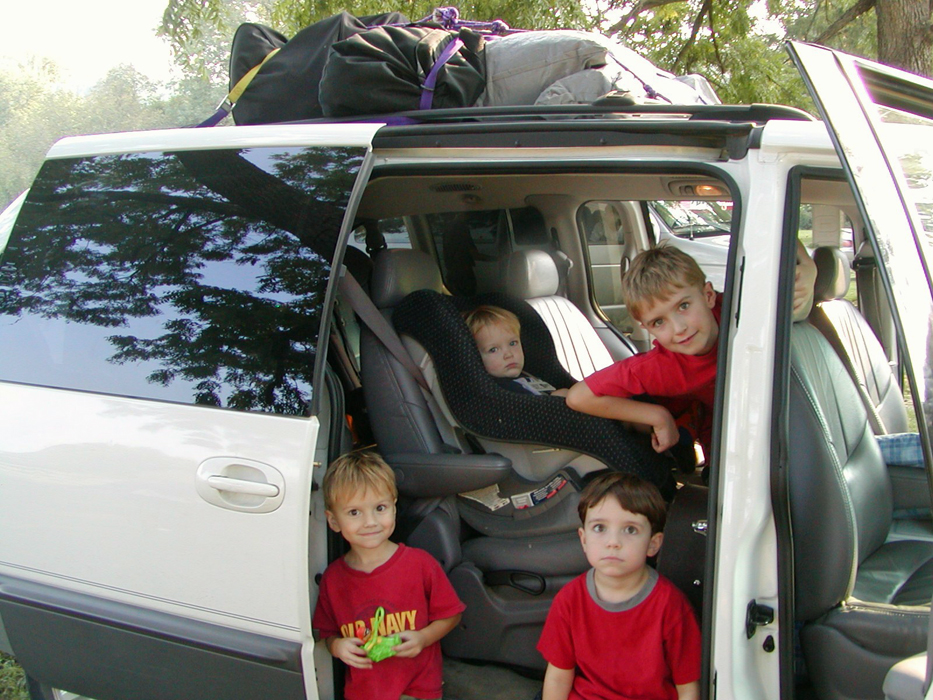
left=229, top=11, right=409, bottom=125
left=319, top=25, right=486, bottom=117
left=217, top=8, right=719, bottom=127
left=477, top=30, right=719, bottom=107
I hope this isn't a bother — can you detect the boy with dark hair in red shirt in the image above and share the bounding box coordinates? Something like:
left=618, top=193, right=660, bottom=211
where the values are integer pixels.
left=537, top=472, right=701, bottom=700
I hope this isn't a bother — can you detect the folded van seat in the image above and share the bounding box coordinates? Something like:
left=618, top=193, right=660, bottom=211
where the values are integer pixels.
left=503, top=248, right=619, bottom=379
left=392, top=288, right=676, bottom=497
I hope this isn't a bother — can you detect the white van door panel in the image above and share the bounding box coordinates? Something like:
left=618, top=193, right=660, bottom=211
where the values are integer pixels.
left=0, top=384, right=315, bottom=635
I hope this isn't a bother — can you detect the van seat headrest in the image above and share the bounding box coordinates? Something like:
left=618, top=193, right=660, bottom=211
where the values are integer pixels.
left=813, top=246, right=851, bottom=302
left=371, top=249, right=444, bottom=309
left=504, top=249, right=560, bottom=299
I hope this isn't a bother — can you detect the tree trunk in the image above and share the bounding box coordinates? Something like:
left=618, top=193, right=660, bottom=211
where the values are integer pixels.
left=876, top=0, right=933, bottom=76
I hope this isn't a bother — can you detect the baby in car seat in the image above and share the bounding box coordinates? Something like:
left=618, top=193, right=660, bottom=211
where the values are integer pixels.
left=465, top=305, right=569, bottom=398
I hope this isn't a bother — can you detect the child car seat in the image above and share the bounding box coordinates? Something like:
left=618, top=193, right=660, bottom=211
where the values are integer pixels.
left=392, top=288, right=676, bottom=496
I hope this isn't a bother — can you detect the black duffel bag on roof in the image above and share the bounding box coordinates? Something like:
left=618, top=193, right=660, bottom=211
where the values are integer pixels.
left=318, top=24, right=486, bottom=117
left=229, top=11, right=409, bottom=125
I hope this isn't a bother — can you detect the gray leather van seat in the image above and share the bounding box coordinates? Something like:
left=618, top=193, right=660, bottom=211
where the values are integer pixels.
left=809, top=246, right=908, bottom=435
left=788, top=322, right=933, bottom=700
left=504, top=249, right=618, bottom=379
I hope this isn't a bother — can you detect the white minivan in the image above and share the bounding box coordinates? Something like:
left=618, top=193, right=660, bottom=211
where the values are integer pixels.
left=2, top=42, right=933, bottom=700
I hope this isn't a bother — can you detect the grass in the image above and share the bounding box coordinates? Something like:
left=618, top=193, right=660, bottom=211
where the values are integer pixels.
left=0, top=653, right=28, bottom=700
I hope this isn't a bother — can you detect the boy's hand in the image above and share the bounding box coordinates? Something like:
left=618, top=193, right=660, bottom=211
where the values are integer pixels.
left=393, top=629, right=429, bottom=658
left=393, top=629, right=428, bottom=658
left=650, top=407, right=679, bottom=453
left=328, top=636, right=373, bottom=669
left=392, top=614, right=462, bottom=659
left=551, top=388, right=569, bottom=398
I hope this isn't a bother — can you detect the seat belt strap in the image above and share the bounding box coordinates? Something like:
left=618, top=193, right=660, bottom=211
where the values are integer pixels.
left=338, top=268, right=431, bottom=391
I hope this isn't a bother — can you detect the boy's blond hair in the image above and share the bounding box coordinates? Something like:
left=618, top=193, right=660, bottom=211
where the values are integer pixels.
left=464, top=305, right=521, bottom=337
left=621, top=246, right=707, bottom=320
left=323, top=451, right=397, bottom=510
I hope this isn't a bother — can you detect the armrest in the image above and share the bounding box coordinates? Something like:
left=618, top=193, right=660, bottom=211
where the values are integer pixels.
left=384, top=452, right=511, bottom=498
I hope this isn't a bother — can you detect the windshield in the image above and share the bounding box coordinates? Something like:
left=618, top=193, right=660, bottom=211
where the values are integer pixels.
left=651, top=201, right=731, bottom=238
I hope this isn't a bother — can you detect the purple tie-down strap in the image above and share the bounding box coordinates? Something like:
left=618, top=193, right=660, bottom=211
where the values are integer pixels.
left=433, top=6, right=460, bottom=27
left=420, top=37, right=464, bottom=110
left=197, top=102, right=232, bottom=128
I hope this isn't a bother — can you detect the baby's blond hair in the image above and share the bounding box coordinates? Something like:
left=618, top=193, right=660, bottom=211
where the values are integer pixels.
left=323, top=451, right=397, bottom=510
left=463, top=305, right=521, bottom=337
left=621, top=246, right=707, bottom=320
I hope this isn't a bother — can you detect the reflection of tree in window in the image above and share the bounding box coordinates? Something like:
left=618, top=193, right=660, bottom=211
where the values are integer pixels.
left=0, top=146, right=364, bottom=415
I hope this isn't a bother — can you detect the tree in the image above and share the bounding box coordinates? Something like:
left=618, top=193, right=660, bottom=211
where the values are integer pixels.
left=798, top=0, right=931, bottom=75
left=592, top=0, right=815, bottom=105
left=0, top=59, right=226, bottom=212
left=600, top=0, right=931, bottom=88
left=160, top=0, right=277, bottom=85
left=159, top=0, right=592, bottom=67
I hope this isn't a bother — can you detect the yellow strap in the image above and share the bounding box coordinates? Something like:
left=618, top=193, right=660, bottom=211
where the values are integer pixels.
left=227, top=48, right=281, bottom=105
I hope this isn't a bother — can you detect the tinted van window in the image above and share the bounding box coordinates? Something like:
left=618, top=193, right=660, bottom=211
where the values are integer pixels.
left=0, top=146, right=364, bottom=415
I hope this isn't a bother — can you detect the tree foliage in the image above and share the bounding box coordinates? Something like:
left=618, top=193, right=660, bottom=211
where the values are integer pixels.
left=597, top=0, right=931, bottom=91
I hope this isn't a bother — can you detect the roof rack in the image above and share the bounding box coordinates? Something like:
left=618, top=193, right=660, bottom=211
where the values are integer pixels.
left=311, top=102, right=815, bottom=126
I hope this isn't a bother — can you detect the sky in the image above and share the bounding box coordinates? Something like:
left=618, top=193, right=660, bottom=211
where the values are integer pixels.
left=2, top=0, right=176, bottom=92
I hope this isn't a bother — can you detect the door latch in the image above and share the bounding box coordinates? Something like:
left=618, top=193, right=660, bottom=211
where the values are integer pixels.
left=745, top=600, right=774, bottom=639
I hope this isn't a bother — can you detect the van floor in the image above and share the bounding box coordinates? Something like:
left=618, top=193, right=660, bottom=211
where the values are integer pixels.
left=444, top=658, right=543, bottom=699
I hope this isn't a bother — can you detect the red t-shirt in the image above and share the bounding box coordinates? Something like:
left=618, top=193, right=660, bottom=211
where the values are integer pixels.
left=312, top=544, right=466, bottom=700
left=538, top=569, right=701, bottom=700
left=583, top=294, right=721, bottom=455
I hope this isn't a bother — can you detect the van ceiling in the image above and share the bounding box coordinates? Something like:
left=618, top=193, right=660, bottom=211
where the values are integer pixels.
left=356, top=173, right=730, bottom=219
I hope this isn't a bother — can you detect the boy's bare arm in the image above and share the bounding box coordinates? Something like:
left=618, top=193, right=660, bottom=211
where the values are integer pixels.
left=393, top=613, right=462, bottom=658
left=676, top=681, right=700, bottom=700
left=542, top=663, right=575, bottom=700
left=566, top=381, right=679, bottom=452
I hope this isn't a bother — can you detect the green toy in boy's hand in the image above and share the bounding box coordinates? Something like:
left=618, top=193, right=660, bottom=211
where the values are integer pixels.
left=360, top=607, right=401, bottom=662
